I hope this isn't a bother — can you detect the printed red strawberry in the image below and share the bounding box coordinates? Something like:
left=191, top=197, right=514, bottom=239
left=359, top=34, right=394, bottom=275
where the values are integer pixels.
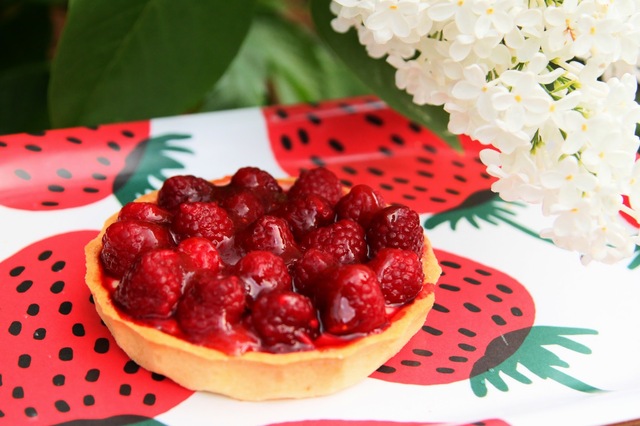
left=267, top=419, right=511, bottom=426
left=264, top=97, right=495, bottom=214
left=372, top=249, right=601, bottom=397
left=0, top=123, right=192, bottom=210
left=0, top=231, right=192, bottom=424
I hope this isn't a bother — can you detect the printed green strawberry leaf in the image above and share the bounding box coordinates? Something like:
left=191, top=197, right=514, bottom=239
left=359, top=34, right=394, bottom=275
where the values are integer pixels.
left=470, top=326, right=603, bottom=397
left=627, top=246, right=640, bottom=269
left=424, top=189, right=550, bottom=243
left=114, top=133, right=192, bottom=206
left=57, top=414, right=166, bottom=425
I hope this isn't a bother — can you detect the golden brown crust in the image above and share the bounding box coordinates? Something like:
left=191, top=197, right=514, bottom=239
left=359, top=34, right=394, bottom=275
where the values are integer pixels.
left=84, top=177, right=441, bottom=401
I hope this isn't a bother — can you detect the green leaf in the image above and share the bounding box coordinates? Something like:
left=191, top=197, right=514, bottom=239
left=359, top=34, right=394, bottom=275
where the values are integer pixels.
left=49, top=0, right=255, bottom=128
left=310, top=0, right=461, bottom=151
left=0, top=62, right=51, bottom=135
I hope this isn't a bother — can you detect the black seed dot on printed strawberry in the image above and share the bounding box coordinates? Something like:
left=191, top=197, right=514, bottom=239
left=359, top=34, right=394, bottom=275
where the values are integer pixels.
left=114, top=249, right=186, bottom=318
left=234, top=250, right=293, bottom=303
left=157, top=175, right=217, bottom=212
left=1, top=231, right=192, bottom=424
left=100, top=220, right=174, bottom=279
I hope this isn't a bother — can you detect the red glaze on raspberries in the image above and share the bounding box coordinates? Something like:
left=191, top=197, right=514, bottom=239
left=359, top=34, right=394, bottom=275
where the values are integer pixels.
left=171, top=201, right=235, bottom=245
left=251, top=291, right=319, bottom=352
left=368, top=248, right=425, bottom=304
left=316, top=264, right=388, bottom=335
left=101, top=220, right=174, bottom=278
left=99, top=167, right=431, bottom=355
left=290, top=248, right=338, bottom=298
left=176, top=270, right=247, bottom=337
left=234, top=251, right=293, bottom=302
left=288, top=167, right=343, bottom=206
left=157, top=175, right=216, bottom=211
left=301, top=219, right=367, bottom=264
left=276, top=193, right=335, bottom=240
left=114, top=249, right=186, bottom=318
left=237, top=215, right=300, bottom=262
left=118, top=201, right=173, bottom=225
left=366, top=205, right=424, bottom=257
left=336, top=184, right=386, bottom=228
left=177, top=237, right=223, bottom=272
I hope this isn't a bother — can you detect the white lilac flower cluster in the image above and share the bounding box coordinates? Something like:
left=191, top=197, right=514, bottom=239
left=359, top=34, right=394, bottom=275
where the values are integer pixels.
left=330, top=0, right=640, bottom=264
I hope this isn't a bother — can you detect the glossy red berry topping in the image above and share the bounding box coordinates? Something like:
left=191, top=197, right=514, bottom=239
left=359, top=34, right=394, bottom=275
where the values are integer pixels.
left=157, top=175, right=216, bottom=211
left=276, top=193, right=335, bottom=240
left=251, top=291, right=319, bottom=351
left=99, top=167, right=430, bottom=355
left=336, top=184, right=385, bottom=228
left=114, top=249, right=186, bottom=318
left=301, top=219, right=367, bottom=264
left=101, top=220, right=174, bottom=278
left=368, top=248, right=425, bottom=304
left=234, top=250, right=292, bottom=301
left=316, top=264, right=387, bottom=335
left=118, top=201, right=172, bottom=225
left=177, top=237, right=222, bottom=272
left=288, top=167, right=343, bottom=206
left=171, top=202, right=234, bottom=245
left=366, top=205, right=424, bottom=257
left=176, top=270, right=246, bottom=336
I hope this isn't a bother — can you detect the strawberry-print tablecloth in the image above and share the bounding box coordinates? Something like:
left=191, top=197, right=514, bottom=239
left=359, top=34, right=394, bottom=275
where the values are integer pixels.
left=2, top=97, right=639, bottom=426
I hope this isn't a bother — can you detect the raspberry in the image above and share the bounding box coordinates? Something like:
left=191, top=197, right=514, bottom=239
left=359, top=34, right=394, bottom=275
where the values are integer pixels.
left=219, top=190, right=265, bottom=229
left=177, top=237, right=222, bottom=272
left=234, top=251, right=292, bottom=301
left=251, top=291, right=319, bottom=351
left=288, top=167, right=343, bottom=206
left=171, top=202, right=234, bottom=245
left=176, top=270, right=246, bottom=336
left=301, top=219, right=367, bottom=264
left=368, top=248, right=424, bottom=304
left=230, top=167, right=283, bottom=212
left=276, top=193, right=335, bottom=240
left=114, top=249, right=186, bottom=318
left=316, top=264, right=387, bottom=335
left=336, top=184, right=386, bottom=228
left=366, top=205, right=424, bottom=257
left=157, top=175, right=216, bottom=211
left=237, top=215, right=300, bottom=262
left=118, top=202, right=172, bottom=225
left=100, top=220, right=174, bottom=278
left=290, top=248, right=338, bottom=298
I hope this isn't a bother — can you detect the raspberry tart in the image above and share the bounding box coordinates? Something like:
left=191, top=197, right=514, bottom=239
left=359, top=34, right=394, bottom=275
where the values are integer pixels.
left=85, top=167, right=441, bottom=400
